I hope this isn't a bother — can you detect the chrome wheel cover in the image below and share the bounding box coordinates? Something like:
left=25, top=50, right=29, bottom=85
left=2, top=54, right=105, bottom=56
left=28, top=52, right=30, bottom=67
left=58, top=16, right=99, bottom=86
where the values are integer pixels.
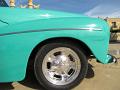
left=42, top=47, right=81, bottom=85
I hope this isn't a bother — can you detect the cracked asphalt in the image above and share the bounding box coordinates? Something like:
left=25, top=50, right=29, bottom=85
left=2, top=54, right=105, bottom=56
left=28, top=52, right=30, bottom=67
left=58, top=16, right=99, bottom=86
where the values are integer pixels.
left=0, top=42, right=120, bottom=90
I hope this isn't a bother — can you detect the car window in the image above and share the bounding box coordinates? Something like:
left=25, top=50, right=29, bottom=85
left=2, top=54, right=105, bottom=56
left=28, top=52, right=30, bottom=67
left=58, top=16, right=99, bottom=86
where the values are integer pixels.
left=0, top=0, right=8, bottom=7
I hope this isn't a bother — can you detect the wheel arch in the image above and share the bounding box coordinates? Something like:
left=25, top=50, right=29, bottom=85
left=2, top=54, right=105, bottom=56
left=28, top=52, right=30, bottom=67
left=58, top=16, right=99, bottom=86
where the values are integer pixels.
left=27, top=37, right=93, bottom=71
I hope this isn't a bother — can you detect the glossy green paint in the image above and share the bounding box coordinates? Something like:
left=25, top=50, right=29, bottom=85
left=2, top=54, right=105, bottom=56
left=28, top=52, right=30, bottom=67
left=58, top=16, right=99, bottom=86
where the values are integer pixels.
left=0, top=7, right=110, bottom=82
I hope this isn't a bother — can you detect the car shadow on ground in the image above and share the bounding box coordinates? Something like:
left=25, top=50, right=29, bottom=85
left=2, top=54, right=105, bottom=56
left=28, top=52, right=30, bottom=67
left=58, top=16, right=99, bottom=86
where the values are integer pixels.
left=0, top=83, right=14, bottom=90
left=0, top=63, right=94, bottom=90
left=86, top=64, right=95, bottom=79
left=19, top=71, right=45, bottom=90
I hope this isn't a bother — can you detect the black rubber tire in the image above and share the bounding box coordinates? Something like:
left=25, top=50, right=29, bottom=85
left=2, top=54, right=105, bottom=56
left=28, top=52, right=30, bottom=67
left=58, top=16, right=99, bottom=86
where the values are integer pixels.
left=34, top=42, right=88, bottom=90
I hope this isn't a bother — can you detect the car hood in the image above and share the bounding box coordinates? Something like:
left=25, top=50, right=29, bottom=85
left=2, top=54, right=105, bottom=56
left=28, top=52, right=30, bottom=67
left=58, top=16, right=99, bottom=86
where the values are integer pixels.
left=0, top=7, right=87, bottom=24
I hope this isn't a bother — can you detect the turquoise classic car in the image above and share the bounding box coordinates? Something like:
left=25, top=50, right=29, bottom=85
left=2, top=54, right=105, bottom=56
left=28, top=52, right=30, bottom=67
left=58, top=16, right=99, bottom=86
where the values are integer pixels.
left=0, top=7, right=113, bottom=90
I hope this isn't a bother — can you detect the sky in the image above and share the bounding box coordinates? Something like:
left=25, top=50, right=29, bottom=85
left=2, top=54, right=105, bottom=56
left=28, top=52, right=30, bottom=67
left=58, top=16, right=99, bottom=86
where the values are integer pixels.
left=5, top=0, right=120, bottom=18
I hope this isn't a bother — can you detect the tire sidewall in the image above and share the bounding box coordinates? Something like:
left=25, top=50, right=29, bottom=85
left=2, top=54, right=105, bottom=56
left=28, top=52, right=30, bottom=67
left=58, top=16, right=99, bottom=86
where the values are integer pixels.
left=34, top=43, right=88, bottom=90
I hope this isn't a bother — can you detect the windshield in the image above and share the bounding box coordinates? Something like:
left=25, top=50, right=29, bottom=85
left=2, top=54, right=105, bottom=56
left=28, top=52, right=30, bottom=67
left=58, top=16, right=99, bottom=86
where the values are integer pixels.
left=0, top=0, right=8, bottom=7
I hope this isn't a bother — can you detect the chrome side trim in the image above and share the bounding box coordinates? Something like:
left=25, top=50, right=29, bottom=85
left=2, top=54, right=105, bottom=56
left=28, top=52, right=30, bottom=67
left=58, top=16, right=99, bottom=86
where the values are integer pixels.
left=80, top=28, right=102, bottom=31
left=0, top=28, right=102, bottom=36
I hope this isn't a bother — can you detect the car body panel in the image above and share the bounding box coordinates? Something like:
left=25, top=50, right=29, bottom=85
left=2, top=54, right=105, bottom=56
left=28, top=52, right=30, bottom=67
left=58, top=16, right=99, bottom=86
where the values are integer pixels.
left=0, top=20, right=8, bottom=28
left=0, top=7, right=87, bottom=24
left=0, top=7, right=110, bottom=82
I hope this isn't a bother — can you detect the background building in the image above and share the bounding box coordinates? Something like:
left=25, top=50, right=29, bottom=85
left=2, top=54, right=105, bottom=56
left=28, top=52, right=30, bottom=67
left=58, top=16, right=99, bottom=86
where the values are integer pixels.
left=105, top=18, right=120, bottom=41
left=0, top=0, right=40, bottom=8
left=0, top=0, right=8, bottom=7
left=106, top=18, right=120, bottom=30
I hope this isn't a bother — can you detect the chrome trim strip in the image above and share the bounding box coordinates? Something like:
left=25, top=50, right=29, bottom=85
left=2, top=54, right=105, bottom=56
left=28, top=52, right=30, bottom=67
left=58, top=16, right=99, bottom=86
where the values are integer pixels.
left=80, top=28, right=102, bottom=31
left=0, top=28, right=102, bottom=36
left=0, top=20, right=9, bottom=25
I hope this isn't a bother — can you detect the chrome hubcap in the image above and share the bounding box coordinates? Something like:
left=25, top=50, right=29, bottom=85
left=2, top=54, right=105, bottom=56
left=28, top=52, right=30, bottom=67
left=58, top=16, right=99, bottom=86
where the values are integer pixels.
left=42, top=47, right=81, bottom=85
